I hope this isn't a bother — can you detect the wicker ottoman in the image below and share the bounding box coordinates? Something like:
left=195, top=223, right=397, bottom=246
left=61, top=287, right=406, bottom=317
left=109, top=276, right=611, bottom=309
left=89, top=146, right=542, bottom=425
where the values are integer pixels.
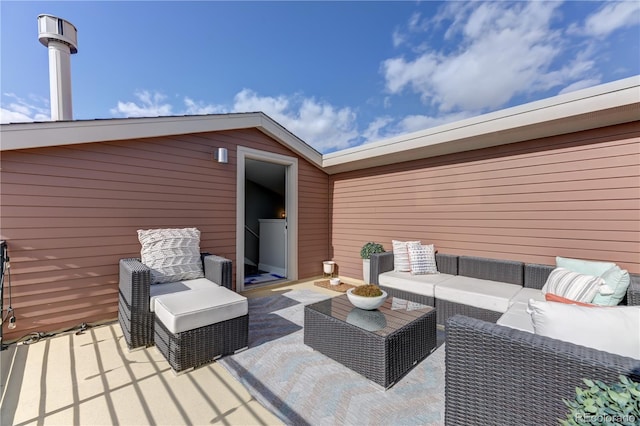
left=154, top=286, right=248, bottom=372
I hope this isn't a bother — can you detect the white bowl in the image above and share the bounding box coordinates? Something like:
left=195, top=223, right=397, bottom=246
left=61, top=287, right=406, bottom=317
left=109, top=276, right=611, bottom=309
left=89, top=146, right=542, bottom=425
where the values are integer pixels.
left=346, top=288, right=387, bottom=310
left=329, top=278, right=340, bottom=286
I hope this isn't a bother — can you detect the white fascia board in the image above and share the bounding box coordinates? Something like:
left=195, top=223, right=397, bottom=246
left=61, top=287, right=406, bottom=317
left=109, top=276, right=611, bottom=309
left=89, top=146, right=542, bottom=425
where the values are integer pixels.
left=255, top=114, right=323, bottom=169
left=323, top=76, right=640, bottom=174
left=0, top=111, right=324, bottom=169
left=1, top=113, right=261, bottom=150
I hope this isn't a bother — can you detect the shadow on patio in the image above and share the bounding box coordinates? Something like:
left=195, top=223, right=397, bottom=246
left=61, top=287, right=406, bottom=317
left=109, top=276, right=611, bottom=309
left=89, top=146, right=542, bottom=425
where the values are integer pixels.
left=0, top=322, right=282, bottom=426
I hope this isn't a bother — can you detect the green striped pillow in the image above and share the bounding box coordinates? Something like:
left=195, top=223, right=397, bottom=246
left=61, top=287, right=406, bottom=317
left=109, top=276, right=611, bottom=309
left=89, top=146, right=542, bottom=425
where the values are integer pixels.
left=542, top=267, right=609, bottom=303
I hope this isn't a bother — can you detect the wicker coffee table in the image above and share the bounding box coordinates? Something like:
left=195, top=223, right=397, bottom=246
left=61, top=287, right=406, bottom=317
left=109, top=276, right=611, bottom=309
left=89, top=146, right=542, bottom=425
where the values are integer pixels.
left=304, top=295, right=436, bottom=389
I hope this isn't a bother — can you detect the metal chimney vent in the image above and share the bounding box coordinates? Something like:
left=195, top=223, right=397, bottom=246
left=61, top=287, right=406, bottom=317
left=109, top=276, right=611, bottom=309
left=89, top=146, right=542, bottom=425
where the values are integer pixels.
left=37, top=14, right=78, bottom=121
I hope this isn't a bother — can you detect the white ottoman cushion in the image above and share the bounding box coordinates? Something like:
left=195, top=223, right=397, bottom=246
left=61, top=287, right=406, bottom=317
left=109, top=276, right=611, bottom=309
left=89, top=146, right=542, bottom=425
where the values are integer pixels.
left=154, top=287, right=248, bottom=334
left=149, top=278, right=219, bottom=312
left=435, top=276, right=522, bottom=313
left=379, top=271, right=455, bottom=297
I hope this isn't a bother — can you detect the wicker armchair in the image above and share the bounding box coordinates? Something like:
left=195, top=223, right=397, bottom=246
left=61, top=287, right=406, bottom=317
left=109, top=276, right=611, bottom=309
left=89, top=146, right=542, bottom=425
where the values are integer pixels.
left=444, top=275, right=640, bottom=426
left=118, top=253, right=232, bottom=350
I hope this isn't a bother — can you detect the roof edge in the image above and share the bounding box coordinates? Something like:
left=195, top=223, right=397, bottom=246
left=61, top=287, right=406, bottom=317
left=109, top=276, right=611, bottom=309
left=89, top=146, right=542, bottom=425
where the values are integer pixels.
left=0, top=111, right=324, bottom=169
left=322, top=76, right=640, bottom=173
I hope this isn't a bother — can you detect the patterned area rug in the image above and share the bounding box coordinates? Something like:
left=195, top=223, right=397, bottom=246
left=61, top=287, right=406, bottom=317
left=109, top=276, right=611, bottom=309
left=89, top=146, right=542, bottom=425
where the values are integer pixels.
left=218, top=289, right=445, bottom=426
left=244, top=272, right=285, bottom=285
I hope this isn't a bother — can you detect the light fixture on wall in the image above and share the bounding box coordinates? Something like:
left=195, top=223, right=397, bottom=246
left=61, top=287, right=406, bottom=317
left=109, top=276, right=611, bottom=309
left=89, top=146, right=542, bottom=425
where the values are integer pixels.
left=213, top=148, right=228, bottom=164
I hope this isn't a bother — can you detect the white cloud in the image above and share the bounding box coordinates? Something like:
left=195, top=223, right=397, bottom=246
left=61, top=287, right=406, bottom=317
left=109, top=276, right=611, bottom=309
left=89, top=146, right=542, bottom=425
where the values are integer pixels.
left=183, top=97, right=227, bottom=115
left=583, top=1, right=640, bottom=37
left=392, top=29, right=406, bottom=48
left=361, top=116, right=394, bottom=142
left=109, top=88, right=361, bottom=152
left=395, top=111, right=473, bottom=134
left=231, top=89, right=359, bottom=152
left=381, top=2, right=596, bottom=114
left=110, top=90, right=173, bottom=117
left=0, top=93, right=50, bottom=124
left=558, top=79, right=602, bottom=95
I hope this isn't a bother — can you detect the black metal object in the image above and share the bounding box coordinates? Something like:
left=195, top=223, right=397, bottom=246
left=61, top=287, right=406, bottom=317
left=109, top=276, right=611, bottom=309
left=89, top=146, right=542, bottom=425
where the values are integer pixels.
left=1, top=240, right=8, bottom=350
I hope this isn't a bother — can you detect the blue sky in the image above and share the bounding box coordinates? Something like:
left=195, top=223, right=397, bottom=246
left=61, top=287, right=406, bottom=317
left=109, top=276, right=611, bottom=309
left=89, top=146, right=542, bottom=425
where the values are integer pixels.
left=1, top=1, right=639, bottom=153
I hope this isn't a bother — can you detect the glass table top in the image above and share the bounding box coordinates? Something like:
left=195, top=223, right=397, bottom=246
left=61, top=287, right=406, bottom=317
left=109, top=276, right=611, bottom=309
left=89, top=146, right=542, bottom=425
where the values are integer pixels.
left=306, top=294, right=434, bottom=336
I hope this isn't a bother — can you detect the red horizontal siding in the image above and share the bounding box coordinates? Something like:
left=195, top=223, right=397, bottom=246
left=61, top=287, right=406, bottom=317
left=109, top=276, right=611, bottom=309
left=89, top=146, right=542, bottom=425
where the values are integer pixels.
left=1, top=128, right=329, bottom=340
left=330, top=122, right=640, bottom=280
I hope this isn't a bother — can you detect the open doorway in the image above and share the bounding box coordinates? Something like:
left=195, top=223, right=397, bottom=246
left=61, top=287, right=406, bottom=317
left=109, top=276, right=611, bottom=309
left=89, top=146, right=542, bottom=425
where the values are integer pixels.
left=236, top=147, right=298, bottom=291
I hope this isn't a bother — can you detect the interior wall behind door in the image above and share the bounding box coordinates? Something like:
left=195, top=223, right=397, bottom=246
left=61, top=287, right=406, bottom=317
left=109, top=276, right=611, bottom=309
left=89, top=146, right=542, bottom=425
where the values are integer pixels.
left=244, top=178, right=284, bottom=270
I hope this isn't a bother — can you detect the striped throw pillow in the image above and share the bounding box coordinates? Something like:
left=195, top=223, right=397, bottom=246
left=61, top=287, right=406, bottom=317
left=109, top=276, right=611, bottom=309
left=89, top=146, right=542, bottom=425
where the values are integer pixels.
left=542, top=268, right=607, bottom=303
left=408, top=243, right=438, bottom=275
left=392, top=240, right=421, bottom=272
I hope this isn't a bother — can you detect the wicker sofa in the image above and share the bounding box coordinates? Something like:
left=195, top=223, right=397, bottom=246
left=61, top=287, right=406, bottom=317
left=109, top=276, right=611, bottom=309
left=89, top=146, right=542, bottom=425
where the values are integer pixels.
left=370, top=251, right=640, bottom=425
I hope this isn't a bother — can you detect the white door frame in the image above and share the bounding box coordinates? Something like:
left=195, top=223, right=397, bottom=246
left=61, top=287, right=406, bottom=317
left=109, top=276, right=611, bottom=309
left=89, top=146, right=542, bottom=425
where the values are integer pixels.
left=236, top=146, right=298, bottom=292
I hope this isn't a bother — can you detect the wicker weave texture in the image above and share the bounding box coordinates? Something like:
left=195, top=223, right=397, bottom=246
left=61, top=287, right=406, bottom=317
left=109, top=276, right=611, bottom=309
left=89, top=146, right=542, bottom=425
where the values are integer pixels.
left=444, top=315, right=640, bottom=426
left=523, top=263, right=555, bottom=289
left=436, top=299, right=502, bottom=326
left=435, top=253, right=458, bottom=275
left=628, top=274, right=640, bottom=305
left=304, top=302, right=436, bottom=388
left=155, top=314, right=248, bottom=372
left=118, top=259, right=154, bottom=348
left=370, top=252, right=394, bottom=285
left=458, top=256, right=523, bottom=285
left=203, top=254, right=233, bottom=289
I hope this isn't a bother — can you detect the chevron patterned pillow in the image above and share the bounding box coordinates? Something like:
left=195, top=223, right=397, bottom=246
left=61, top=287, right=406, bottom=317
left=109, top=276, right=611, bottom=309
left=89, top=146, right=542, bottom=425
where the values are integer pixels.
left=138, top=227, right=205, bottom=284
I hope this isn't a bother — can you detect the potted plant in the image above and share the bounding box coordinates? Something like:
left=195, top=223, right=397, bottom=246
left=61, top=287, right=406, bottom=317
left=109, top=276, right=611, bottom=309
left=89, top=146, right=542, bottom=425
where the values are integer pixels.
left=360, top=242, right=385, bottom=284
left=347, top=284, right=388, bottom=310
left=561, top=375, right=640, bottom=425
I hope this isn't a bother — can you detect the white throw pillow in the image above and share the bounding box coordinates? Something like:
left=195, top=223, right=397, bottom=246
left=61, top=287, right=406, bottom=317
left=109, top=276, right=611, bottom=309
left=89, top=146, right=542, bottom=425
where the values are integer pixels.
left=541, top=267, right=612, bottom=303
left=408, top=244, right=438, bottom=275
left=392, top=240, right=420, bottom=272
left=138, top=227, right=205, bottom=284
left=528, top=299, right=640, bottom=360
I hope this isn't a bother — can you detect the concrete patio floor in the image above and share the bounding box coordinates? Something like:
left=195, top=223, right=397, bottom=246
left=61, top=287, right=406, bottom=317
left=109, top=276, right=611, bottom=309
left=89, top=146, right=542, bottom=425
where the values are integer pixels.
left=1, top=278, right=347, bottom=426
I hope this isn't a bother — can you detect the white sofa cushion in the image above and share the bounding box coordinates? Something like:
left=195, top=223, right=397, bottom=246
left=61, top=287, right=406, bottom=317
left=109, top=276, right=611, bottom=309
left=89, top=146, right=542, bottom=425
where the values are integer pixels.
left=154, top=287, right=248, bottom=334
left=509, top=287, right=546, bottom=306
left=149, top=277, right=219, bottom=312
left=498, top=287, right=546, bottom=332
left=497, top=302, right=535, bottom=333
left=138, top=227, right=205, bottom=284
left=379, top=271, right=455, bottom=298
left=435, top=276, right=522, bottom=313
left=528, top=299, right=640, bottom=360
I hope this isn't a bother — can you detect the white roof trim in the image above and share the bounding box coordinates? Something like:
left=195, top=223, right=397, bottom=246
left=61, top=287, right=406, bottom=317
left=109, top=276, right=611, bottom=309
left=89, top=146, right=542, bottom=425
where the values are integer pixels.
left=1, top=77, right=638, bottom=174
left=0, top=111, right=324, bottom=169
left=322, top=76, right=640, bottom=173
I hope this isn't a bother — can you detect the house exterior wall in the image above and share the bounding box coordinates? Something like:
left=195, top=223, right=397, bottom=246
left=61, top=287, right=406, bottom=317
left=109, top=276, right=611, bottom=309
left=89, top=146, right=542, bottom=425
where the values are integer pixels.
left=330, top=122, right=640, bottom=280
left=0, top=128, right=330, bottom=340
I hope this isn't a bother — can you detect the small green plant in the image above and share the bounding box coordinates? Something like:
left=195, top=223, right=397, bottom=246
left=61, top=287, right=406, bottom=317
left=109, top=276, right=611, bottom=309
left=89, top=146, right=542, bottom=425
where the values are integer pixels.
left=560, top=375, right=640, bottom=426
left=360, top=242, right=385, bottom=259
left=352, top=285, right=383, bottom=297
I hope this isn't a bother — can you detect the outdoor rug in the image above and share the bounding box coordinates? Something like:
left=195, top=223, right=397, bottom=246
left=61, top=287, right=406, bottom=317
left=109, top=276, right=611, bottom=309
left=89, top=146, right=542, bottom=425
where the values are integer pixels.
left=218, top=289, right=445, bottom=426
left=244, top=272, right=286, bottom=285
